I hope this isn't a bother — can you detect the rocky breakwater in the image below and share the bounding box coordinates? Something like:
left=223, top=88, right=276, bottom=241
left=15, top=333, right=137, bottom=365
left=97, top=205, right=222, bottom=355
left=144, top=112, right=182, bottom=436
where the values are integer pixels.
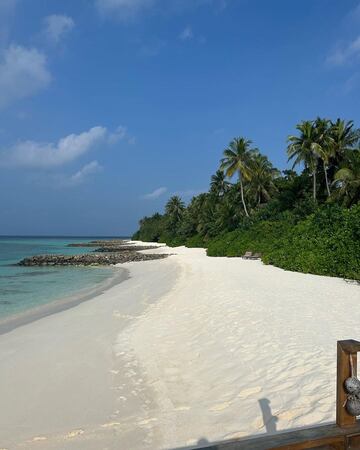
left=94, top=245, right=161, bottom=253
left=18, top=251, right=168, bottom=267
left=67, top=240, right=127, bottom=248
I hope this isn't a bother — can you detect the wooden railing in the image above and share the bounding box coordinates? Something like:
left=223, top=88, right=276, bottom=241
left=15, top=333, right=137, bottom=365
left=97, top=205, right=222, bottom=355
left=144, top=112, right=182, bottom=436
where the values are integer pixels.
left=194, top=340, right=360, bottom=450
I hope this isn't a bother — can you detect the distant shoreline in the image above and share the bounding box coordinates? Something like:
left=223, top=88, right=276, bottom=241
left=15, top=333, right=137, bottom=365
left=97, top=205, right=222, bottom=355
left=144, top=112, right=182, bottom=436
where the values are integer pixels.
left=0, top=235, right=132, bottom=239
left=0, top=266, right=129, bottom=335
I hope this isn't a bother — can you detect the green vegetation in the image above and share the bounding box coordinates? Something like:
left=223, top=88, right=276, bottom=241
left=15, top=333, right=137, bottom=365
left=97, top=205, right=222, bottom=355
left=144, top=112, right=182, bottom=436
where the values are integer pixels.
left=133, top=118, right=360, bottom=280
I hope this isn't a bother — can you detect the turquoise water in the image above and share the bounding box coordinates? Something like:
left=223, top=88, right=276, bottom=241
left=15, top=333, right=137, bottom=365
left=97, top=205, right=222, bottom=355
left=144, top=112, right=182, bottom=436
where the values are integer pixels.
left=0, top=237, right=126, bottom=320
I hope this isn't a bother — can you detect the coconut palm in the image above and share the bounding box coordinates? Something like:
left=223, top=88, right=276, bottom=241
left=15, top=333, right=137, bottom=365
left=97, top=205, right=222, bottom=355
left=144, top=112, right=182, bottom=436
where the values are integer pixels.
left=311, top=117, right=334, bottom=197
left=330, top=119, right=360, bottom=159
left=210, top=170, right=230, bottom=197
left=247, top=152, right=280, bottom=206
left=220, top=137, right=253, bottom=217
left=333, top=149, right=360, bottom=206
left=165, top=196, right=185, bottom=233
left=287, top=121, right=319, bottom=201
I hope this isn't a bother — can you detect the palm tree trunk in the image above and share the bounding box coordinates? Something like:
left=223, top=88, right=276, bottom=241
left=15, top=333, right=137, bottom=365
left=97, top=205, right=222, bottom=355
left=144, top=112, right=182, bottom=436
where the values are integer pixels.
left=323, top=161, right=331, bottom=197
left=313, top=170, right=317, bottom=202
left=239, top=173, right=249, bottom=217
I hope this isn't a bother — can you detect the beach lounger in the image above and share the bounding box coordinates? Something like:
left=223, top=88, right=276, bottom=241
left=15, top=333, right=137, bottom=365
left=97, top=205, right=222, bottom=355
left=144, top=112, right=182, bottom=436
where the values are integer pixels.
left=250, top=252, right=262, bottom=260
left=242, top=251, right=253, bottom=259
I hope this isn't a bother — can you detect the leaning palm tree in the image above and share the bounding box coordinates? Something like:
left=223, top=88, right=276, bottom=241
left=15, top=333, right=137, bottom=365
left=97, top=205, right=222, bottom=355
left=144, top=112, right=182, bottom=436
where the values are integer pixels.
left=287, top=121, right=319, bottom=201
left=220, top=137, right=253, bottom=217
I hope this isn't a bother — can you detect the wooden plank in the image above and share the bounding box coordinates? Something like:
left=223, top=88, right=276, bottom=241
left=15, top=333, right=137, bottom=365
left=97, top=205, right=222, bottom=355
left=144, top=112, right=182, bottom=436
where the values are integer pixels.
left=188, top=421, right=360, bottom=450
left=271, top=435, right=345, bottom=449
left=336, top=340, right=360, bottom=427
left=347, top=432, right=360, bottom=449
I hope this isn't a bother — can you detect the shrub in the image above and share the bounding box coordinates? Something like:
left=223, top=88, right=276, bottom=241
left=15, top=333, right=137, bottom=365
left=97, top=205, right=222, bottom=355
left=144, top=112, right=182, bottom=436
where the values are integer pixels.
left=185, top=235, right=207, bottom=248
left=207, top=204, right=360, bottom=280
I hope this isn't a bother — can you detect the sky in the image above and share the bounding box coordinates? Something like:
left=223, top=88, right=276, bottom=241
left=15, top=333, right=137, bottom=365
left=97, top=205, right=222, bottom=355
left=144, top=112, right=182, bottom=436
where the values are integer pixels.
left=0, top=0, right=360, bottom=236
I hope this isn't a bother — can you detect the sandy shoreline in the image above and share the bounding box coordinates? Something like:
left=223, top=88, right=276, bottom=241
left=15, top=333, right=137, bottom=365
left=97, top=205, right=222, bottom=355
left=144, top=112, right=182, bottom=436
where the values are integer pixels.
left=0, top=244, right=359, bottom=449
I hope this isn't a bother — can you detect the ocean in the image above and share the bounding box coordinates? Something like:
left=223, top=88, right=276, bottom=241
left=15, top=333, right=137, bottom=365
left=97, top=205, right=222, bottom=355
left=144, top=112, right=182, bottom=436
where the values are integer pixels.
left=0, top=237, right=127, bottom=322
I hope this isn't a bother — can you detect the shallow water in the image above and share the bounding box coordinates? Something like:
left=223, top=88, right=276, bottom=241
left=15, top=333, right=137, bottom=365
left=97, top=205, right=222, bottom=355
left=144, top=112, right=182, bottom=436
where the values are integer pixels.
left=0, top=237, right=127, bottom=319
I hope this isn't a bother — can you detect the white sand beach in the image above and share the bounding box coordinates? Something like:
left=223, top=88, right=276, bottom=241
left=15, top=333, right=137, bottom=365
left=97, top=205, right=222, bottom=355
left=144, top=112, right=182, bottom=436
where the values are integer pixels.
left=0, top=244, right=359, bottom=449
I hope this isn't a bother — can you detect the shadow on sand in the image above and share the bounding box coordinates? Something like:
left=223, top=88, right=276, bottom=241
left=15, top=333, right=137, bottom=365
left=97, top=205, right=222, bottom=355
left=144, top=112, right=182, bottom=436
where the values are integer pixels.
left=170, top=398, right=279, bottom=449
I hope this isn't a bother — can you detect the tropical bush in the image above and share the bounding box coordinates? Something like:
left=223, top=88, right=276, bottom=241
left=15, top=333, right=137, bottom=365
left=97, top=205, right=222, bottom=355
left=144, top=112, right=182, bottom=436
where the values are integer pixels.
left=207, top=205, right=360, bottom=280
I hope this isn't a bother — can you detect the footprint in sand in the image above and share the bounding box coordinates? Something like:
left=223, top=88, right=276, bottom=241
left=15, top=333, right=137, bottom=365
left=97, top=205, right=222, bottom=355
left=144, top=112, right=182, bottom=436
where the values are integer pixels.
left=289, top=365, right=312, bottom=376
left=238, top=386, right=262, bottom=399
left=174, top=406, right=191, bottom=411
left=65, top=429, right=84, bottom=439
left=137, top=418, right=158, bottom=426
left=210, top=401, right=232, bottom=412
left=272, top=381, right=295, bottom=392
left=278, top=408, right=302, bottom=421
left=101, top=422, right=121, bottom=428
left=223, top=431, right=248, bottom=440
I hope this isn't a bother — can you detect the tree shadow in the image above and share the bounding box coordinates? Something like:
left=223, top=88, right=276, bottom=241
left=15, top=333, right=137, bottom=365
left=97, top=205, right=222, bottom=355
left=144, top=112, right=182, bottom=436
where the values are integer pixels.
left=258, top=398, right=278, bottom=434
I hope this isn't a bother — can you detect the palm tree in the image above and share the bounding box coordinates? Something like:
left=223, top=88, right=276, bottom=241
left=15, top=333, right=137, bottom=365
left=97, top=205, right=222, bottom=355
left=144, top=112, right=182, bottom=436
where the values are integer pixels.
left=330, top=119, right=360, bottom=159
left=165, top=196, right=185, bottom=233
left=247, top=152, right=280, bottom=206
left=333, top=149, right=360, bottom=206
left=287, top=121, right=319, bottom=201
left=210, top=170, right=230, bottom=197
left=220, top=137, right=253, bottom=217
left=311, top=117, right=334, bottom=197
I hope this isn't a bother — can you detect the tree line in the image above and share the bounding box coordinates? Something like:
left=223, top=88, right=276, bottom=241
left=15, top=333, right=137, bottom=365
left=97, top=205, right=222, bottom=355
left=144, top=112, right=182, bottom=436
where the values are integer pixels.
left=134, top=117, right=360, bottom=247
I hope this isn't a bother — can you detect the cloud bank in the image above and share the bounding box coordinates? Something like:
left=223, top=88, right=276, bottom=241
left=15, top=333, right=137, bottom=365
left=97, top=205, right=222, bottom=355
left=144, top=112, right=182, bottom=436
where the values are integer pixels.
left=1, top=126, right=107, bottom=169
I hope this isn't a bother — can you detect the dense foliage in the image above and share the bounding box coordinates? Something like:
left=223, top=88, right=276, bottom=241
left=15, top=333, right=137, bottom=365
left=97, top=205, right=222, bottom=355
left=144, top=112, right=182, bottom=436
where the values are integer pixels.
left=133, top=118, right=360, bottom=280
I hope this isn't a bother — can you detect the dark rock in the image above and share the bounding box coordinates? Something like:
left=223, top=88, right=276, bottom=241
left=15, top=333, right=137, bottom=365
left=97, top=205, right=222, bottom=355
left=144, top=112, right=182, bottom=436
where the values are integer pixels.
left=18, top=251, right=168, bottom=267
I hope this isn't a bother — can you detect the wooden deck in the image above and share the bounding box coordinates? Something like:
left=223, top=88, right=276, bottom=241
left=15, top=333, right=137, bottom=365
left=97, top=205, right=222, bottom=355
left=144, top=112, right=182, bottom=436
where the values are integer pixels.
left=191, top=421, right=360, bottom=449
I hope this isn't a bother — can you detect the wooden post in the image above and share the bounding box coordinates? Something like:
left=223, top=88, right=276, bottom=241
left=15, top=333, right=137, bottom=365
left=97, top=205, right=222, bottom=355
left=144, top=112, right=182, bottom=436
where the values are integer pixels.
left=337, top=340, right=360, bottom=428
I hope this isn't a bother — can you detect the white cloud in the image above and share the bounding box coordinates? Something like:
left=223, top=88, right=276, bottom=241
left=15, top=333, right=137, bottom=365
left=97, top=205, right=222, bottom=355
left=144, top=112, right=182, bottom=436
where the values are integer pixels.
left=0, top=44, right=51, bottom=109
left=62, top=161, right=103, bottom=187
left=1, top=126, right=107, bottom=169
left=142, top=187, right=168, bottom=200
left=44, top=14, right=75, bottom=44
left=327, top=35, right=360, bottom=66
left=108, top=125, right=135, bottom=145
left=179, top=26, right=193, bottom=41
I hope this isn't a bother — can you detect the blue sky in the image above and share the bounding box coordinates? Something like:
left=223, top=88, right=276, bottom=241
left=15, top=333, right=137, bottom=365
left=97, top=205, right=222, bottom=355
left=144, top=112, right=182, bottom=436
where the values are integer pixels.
left=0, top=0, right=360, bottom=235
